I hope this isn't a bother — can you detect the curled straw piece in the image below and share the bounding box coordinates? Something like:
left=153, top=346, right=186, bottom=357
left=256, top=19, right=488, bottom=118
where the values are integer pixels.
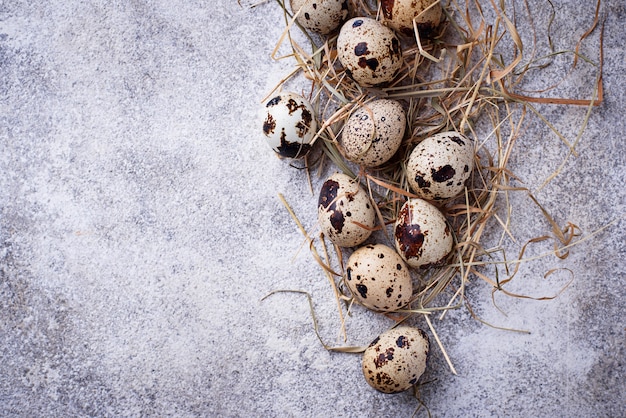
left=261, top=289, right=369, bottom=353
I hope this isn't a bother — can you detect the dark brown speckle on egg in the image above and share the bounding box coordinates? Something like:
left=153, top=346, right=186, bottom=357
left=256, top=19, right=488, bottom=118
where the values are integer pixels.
left=395, top=206, right=426, bottom=259
left=263, top=114, right=276, bottom=135
left=354, top=42, right=369, bottom=56
left=356, top=284, right=368, bottom=299
left=431, top=165, right=456, bottom=183
left=396, top=335, right=409, bottom=348
left=266, top=96, right=281, bottom=107
left=414, top=173, right=431, bottom=189
left=450, top=135, right=466, bottom=146
left=318, top=179, right=339, bottom=209
left=276, top=136, right=311, bottom=159
left=358, top=57, right=379, bottom=71
left=374, top=347, right=395, bottom=368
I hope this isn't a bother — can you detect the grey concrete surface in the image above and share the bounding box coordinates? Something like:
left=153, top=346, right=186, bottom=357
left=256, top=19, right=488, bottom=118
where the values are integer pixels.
left=1, top=1, right=624, bottom=417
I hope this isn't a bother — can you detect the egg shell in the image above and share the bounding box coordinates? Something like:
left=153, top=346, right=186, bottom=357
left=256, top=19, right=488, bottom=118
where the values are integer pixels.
left=290, top=0, right=349, bottom=35
left=381, top=0, right=443, bottom=37
left=337, top=17, right=403, bottom=87
left=406, top=131, right=475, bottom=200
left=345, top=244, right=412, bottom=312
left=318, top=172, right=376, bottom=247
left=394, top=198, right=453, bottom=268
left=362, top=326, right=429, bottom=393
left=341, top=99, right=406, bottom=167
left=262, top=92, right=317, bottom=159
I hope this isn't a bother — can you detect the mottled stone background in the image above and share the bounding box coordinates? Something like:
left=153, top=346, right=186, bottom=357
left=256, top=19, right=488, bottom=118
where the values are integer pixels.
left=1, top=1, right=624, bottom=417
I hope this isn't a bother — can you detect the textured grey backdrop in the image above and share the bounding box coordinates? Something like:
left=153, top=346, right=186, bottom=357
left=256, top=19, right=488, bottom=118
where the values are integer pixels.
left=1, top=1, right=624, bottom=417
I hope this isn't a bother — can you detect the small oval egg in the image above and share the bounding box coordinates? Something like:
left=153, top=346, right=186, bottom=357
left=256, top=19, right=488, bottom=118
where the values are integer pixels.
left=337, top=17, right=403, bottom=87
left=345, top=244, right=412, bottom=312
left=262, top=92, right=317, bottom=159
left=341, top=99, right=406, bottom=167
left=381, top=0, right=443, bottom=37
left=290, top=0, right=349, bottom=35
left=394, top=198, right=453, bottom=268
left=362, top=326, right=429, bottom=393
left=406, top=131, right=475, bottom=200
left=318, top=172, right=376, bottom=247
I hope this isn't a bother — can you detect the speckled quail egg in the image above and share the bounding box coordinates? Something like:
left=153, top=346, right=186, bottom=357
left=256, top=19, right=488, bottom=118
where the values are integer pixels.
left=337, top=17, right=403, bottom=87
left=318, top=172, right=376, bottom=247
left=290, top=0, right=349, bottom=35
left=394, top=198, right=453, bottom=268
left=362, top=326, right=429, bottom=393
left=381, top=0, right=443, bottom=37
left=262, top=92, right=317, bottom=159
left=406, top=131, right=475, bottom=200
left=340, top=99, right=406, bottom=167
left=345, top=244, right=412, bottom=312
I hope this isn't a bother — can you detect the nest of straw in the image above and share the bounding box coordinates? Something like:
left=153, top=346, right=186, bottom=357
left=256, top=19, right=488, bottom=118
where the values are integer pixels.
left=252, top=0, right=604, bottom=372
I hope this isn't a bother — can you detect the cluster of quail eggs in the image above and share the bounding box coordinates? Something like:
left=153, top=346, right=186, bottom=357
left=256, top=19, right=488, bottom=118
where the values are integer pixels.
left=261, top=0, right=473, bottom=396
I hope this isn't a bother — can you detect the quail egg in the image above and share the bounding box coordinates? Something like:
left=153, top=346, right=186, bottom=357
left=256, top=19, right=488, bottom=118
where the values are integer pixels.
left=406, top=131, right=475, bottom=200
left=345, top=244, right=412, bottom=312
left=262, top=92, right=317, bottom=159
left=381, top=0, right=443, bottom=37
left=337, top=17, right=403, bottom=87
left=362, top=326, right=429, bottom=393
left=289, top=0, right=349, bottom=35
left=341, top=99, right=406, bottom=167
left=318, top=172, right=376, bottom=247
left=394, top=198, right=453, bottom=268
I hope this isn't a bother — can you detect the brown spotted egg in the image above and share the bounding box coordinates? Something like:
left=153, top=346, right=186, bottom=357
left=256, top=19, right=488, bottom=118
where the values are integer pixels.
left=406, top=131, right=475, bottom=200
left=394, top=198, right=453, bottom=268
left=262, top=92, right=317, bottom=159
left=381, top=0, right=443, bottom=37
left=290, top=0, right=349, bottom=35
left=345, top=244, right=412, bottom=312
left=341, top=99, right=406, bottom=167
left=337, top=17, right=403, bottom=87
left=362, top=326, right=429, bottom=393
left=318, top=172, right=376, bottom=247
